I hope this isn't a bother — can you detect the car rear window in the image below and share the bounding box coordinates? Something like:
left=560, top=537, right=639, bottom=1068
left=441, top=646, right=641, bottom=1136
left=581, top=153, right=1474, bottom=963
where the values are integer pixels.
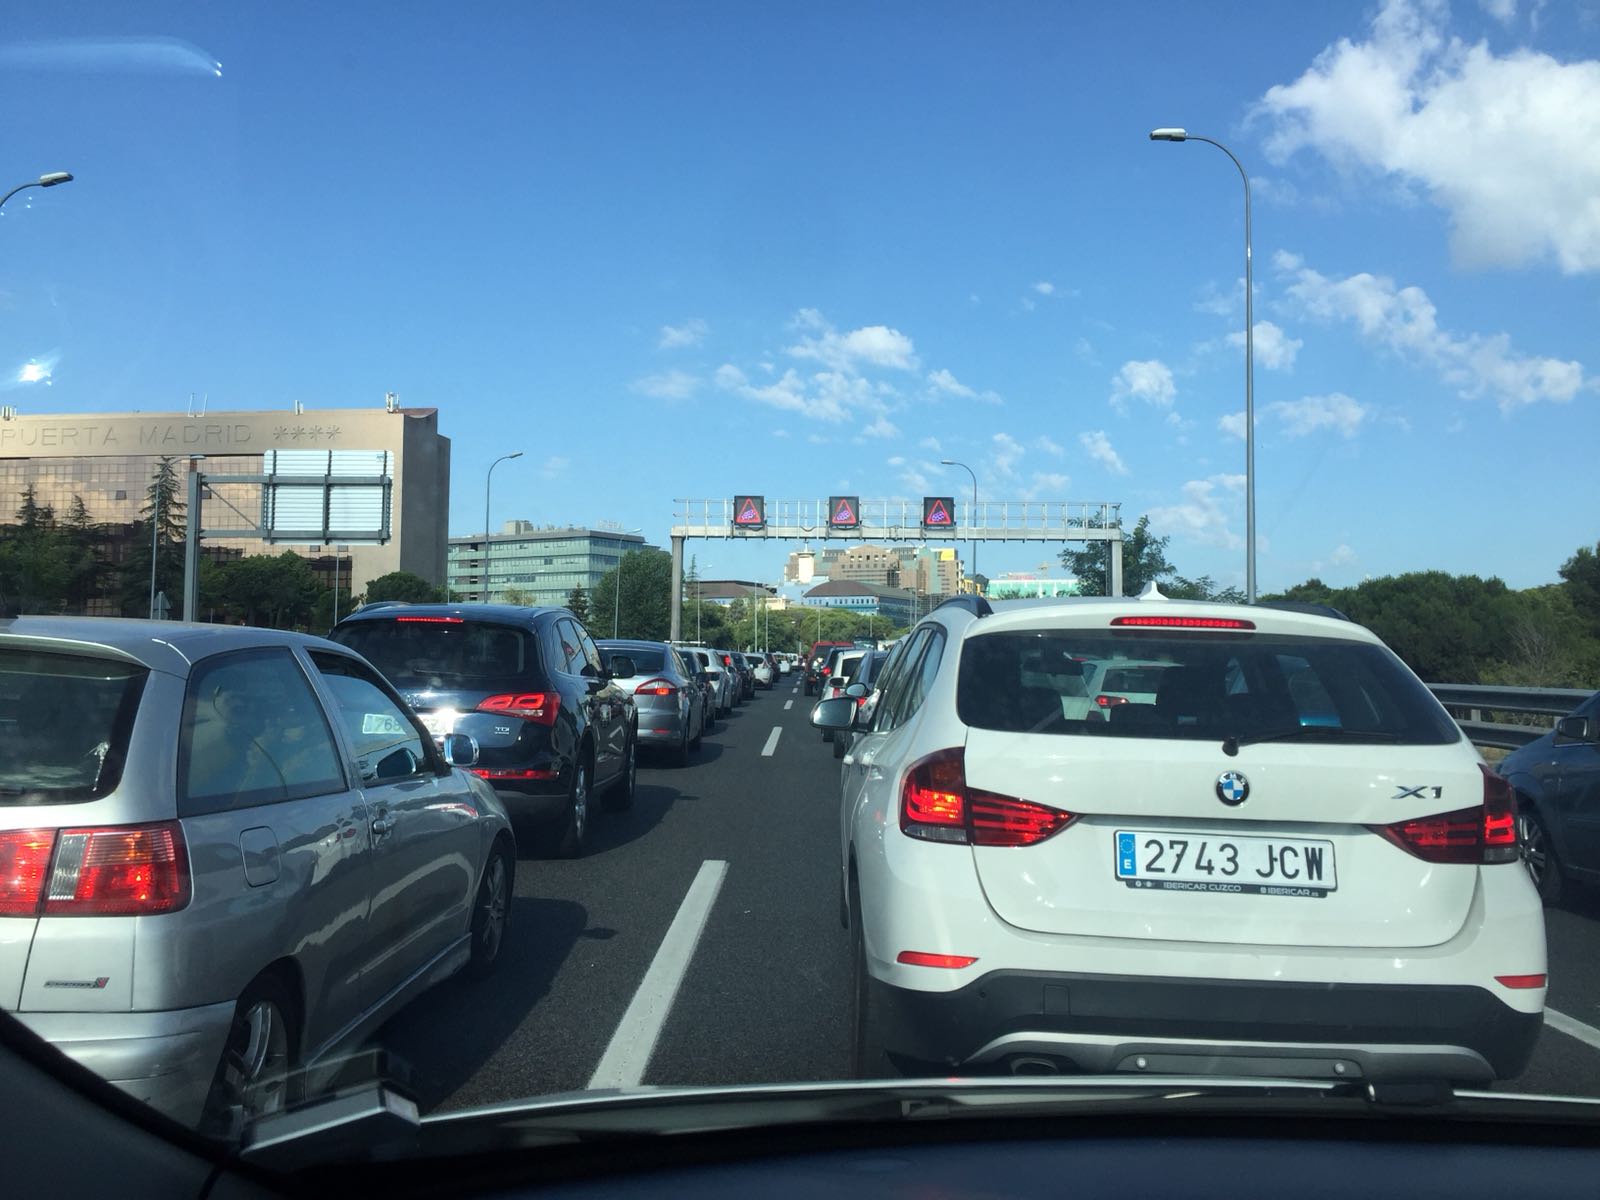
left=956, top=630, right=1460, bottom=745
left=331, top=618, right=538, bottom=691
left=0, top=649, right=147, bottom=804
left=605, top=646, right=665, bottom=673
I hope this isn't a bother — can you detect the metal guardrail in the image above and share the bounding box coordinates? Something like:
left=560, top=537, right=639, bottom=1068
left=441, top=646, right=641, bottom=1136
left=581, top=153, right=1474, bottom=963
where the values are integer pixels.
left=1426, top=683, right=1593, bottom=750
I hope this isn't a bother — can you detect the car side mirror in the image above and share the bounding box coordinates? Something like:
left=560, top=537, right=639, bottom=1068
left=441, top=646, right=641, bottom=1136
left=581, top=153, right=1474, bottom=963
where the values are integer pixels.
left=1555, top=715, right=1596, bottom=745
left=374, top=747, right=420, bottom=780
left=442, top=732, right=480, bottom=767
left=810, top=696, right=857, bottom=732
left=609, top=655, right=636, bottom=680
left=844, top=682, right=869, bottom=698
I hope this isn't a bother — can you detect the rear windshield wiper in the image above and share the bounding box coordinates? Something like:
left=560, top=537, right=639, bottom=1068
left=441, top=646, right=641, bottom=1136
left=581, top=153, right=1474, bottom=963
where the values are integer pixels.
left=1223, top=727, right=1402, bottom=755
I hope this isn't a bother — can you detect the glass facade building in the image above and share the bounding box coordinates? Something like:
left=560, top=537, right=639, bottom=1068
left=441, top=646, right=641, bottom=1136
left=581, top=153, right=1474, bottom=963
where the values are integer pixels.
left=447, top=523, right=655, bottom=606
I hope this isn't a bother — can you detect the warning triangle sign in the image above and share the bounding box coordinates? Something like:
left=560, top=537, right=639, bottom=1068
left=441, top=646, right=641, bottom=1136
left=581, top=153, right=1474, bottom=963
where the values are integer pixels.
left=833, top=499, right=854, bottom=524
left=735, top=497, right=763, bottom=525
left=925, top=499, right=951, bottom=524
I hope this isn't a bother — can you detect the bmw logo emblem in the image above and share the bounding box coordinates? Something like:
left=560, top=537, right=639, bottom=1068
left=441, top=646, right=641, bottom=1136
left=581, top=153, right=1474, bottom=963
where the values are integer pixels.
left=1215, top=771, right=1249, bottom=806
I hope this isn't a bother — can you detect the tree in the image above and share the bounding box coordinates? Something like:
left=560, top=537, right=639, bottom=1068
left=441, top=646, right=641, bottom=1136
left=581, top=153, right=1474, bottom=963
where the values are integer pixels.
left=502, top=586, right=536, bottom=606
left=118, top=458, right=189, bottom=616
left=1560, top=542, right=1600, bottom=637
left=565, top=585, right=590, bottom=623
left=61, top=494, right=105, bottom=614
left=1167, top=574, right=1247, bottom=603
left=15, top=485, right=53, bottom=531
left=200, top=552, right=323, bottom=629
left=590, top=549, right=674, bottom=639
left=1059, top=514, right=1176, bottom=597
left=363, top=570, right=445, bottom=603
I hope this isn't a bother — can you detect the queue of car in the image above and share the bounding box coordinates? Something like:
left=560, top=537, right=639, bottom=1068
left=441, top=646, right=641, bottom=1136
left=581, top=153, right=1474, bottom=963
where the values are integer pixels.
left=0, top=604, right=782, bottom=1138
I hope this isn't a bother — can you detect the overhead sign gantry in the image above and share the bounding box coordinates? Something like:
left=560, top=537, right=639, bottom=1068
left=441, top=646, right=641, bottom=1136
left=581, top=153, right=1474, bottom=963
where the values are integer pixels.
left=667, top=496, right=1125, bottom=641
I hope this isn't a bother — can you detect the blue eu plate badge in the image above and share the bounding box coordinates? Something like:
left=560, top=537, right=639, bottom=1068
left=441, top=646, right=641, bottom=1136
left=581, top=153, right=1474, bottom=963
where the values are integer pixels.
left=1117, top=831, right=1137, bottom=876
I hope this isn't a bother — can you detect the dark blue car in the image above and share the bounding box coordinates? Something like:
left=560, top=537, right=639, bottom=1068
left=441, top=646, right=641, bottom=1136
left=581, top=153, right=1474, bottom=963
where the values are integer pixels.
left=1499, top=692, right=1600, bottom=903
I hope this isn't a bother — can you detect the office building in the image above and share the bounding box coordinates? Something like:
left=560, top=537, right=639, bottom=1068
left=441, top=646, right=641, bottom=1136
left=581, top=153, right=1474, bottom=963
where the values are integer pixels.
left=0, top=402, right=451, bottom=610
left=448, top=522, right=655, bottom=606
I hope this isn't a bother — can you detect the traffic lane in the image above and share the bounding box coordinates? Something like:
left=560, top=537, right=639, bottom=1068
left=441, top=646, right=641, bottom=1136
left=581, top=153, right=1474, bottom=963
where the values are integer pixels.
left=646, top=689, right=851, bottom=1086
left=374, top=702, right=775, bottom=1112
left=1504, top=889, right=1600, bottom=1096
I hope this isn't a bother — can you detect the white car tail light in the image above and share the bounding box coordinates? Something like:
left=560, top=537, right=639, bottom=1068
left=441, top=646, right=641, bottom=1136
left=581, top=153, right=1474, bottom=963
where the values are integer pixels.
left=900, top=748, right=1076, bottom=848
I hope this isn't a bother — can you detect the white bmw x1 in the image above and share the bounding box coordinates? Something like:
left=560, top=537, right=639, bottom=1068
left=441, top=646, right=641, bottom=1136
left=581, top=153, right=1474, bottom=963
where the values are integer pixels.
left=811, top=589, right=1547, bottom=1084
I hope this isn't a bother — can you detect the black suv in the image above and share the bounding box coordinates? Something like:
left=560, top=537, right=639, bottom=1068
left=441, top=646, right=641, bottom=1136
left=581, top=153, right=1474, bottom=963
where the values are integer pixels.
left=331, top=604, right=637, bottom=857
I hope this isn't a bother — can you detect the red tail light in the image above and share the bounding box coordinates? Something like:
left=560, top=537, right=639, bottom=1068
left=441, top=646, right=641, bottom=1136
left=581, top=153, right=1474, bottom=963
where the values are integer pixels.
left=0, top=824, right=190, bottom=917
left=633, top=678, right=678, bottom=697
left=396, top=616, right=465, bottom=623
left=478, top=692, right=561, bottom=726
left=1495, top=974, right=1547, bottom=989
left=1372, top=765, right=1519, bottom=865
left=44, top=823, right=190, bottom=915
left=1095, top=694, right=1130, bottom=708
left=0, top=829, right=56, bottom=916
left=900, top=748, right=1075, bottom=848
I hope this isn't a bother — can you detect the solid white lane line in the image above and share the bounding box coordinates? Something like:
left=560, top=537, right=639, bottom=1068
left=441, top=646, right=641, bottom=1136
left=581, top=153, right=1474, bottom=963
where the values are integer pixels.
left=784, top=699, right=794, bottom=711
left=761, top=726, right=782, bottom=756
left=589, top=859, right=729, bottom=1090
left=1545, top=1007, right=1600, bottom=1053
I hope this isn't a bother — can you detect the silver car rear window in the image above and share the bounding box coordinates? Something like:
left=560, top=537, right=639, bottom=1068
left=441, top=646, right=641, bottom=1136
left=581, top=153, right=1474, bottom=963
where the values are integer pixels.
left=0, top=649, right=147, bottom=804
left=956, top=630, right=1460, bottom=745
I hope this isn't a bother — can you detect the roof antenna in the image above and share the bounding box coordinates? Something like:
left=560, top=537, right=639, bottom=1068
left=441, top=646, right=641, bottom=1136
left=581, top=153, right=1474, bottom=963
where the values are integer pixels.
left=1137, top=581, right=1167, bottom=600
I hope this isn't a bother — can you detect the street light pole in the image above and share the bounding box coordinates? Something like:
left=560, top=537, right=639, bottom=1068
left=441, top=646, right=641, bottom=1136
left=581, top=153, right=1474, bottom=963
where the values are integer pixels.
left=482, top=451, right=523, bottom=603
left=0, top=171, right=73, bottom=213
left=940, top=459, right=979, bottom=591
left=612, top=527, right=643, bottom=637
left=1150, top=127, right=1256, bottom=602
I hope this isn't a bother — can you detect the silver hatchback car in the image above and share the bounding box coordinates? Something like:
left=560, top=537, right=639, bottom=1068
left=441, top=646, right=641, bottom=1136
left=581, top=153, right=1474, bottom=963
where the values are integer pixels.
left=0, top=617, right=515, bottom=1137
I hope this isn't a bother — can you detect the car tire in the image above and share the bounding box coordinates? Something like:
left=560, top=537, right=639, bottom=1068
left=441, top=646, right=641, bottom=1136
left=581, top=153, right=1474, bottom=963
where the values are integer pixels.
left=1520, top=803, right=1567, bottom=905
left=199, top=973, right=301, bottom=1141
left=691, top=710, right=704, bottom=750
left=466, top=840, right=514, bottom=981
left=849, top=876, right=893, bottom=1080
left=673, top=722, right=691, bottom=767
left=603, top=735, right=637, bottom=811
left=555, top=756, right=592, bottom=857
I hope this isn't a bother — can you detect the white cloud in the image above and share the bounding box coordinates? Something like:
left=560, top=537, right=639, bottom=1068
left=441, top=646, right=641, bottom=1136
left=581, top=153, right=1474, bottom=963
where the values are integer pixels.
left=657, top=318, right=709, bottom=349
left=988, top=432, right=1026, bottom=481
left=1278, top=253, right=1588, bottom=411
left=630, top=369, right=700, bottom=400
left=1148, top=474, right=1246, bottom=550
left=1110, top=359, right=1176, bottom=412
left=1219, top=410, right=1248, bottom=439
left=1034, top=435, right=1065, bottom=457
left=713, top=360, right=891, bottom=423
left=862, top=415, right=900, bottom=439
left=1268, top=393, right=1369, bottom=437
left=918, top=436, right=943, bottom=452
left=1478, top=0, right=1516, bottom=21
left=1330, top=542, right=1358, bottom=565
left=787, top=309, right=919, bottom=372
left=1033, top=280, right=1056, bottom=295
left=1027, top=471, right=1071, bottom=497
left=927, top=367, right=974, bottom=398
left=1255, top=0, right=1600, bottom=273
left=540, top=455, right=569, bottom=479
left=1226, top=320, right=1303, bottom=370
left=1079, top=429, right=1128, bottom=475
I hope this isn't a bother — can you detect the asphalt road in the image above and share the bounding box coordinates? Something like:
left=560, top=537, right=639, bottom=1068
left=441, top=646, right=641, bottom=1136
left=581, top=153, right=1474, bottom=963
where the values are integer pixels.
left=373, top=675, right=1600, bottom=1111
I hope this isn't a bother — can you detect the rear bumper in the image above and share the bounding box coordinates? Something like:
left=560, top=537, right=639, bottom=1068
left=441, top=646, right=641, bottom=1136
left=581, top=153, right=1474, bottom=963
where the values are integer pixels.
left=870, top=969, right=1542, bottom=1083
left=636, top=712, right=688, bottom=744
left=13, top=1002, right=236, bottom=1126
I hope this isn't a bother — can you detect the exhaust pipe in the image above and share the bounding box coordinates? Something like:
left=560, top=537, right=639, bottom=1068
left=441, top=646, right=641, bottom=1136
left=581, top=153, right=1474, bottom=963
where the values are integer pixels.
left=1008, top=1056, right=1061, bottom=1076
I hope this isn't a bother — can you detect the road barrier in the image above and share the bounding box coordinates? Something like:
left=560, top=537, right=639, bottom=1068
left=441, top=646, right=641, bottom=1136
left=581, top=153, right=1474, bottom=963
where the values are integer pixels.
left=1427, top=684, right=1592, bottom=749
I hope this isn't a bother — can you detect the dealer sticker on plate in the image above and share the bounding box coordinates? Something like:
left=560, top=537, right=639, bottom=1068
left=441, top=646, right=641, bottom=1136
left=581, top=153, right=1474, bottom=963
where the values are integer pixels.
left=1115, top=830, right=1337, bottom=898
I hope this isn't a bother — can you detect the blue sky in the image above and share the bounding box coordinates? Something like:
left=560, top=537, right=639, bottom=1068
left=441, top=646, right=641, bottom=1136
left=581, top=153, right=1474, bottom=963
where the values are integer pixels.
left=1, top=0, right=1595, bottom=591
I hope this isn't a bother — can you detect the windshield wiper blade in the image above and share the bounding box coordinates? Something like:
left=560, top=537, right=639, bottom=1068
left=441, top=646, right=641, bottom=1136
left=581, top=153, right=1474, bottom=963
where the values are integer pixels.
left=1222, top=727, right=1401, bottom=755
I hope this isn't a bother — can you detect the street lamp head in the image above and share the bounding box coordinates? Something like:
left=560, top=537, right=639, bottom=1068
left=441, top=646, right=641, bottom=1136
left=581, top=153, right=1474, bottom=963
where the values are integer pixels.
left=38, top=172, right=73, bottom=187
left=1149, top=128, right=1188, bottom=142
left=507, top=451, right=524, bottom=460
left=939, top=459, right=958, bottom=466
